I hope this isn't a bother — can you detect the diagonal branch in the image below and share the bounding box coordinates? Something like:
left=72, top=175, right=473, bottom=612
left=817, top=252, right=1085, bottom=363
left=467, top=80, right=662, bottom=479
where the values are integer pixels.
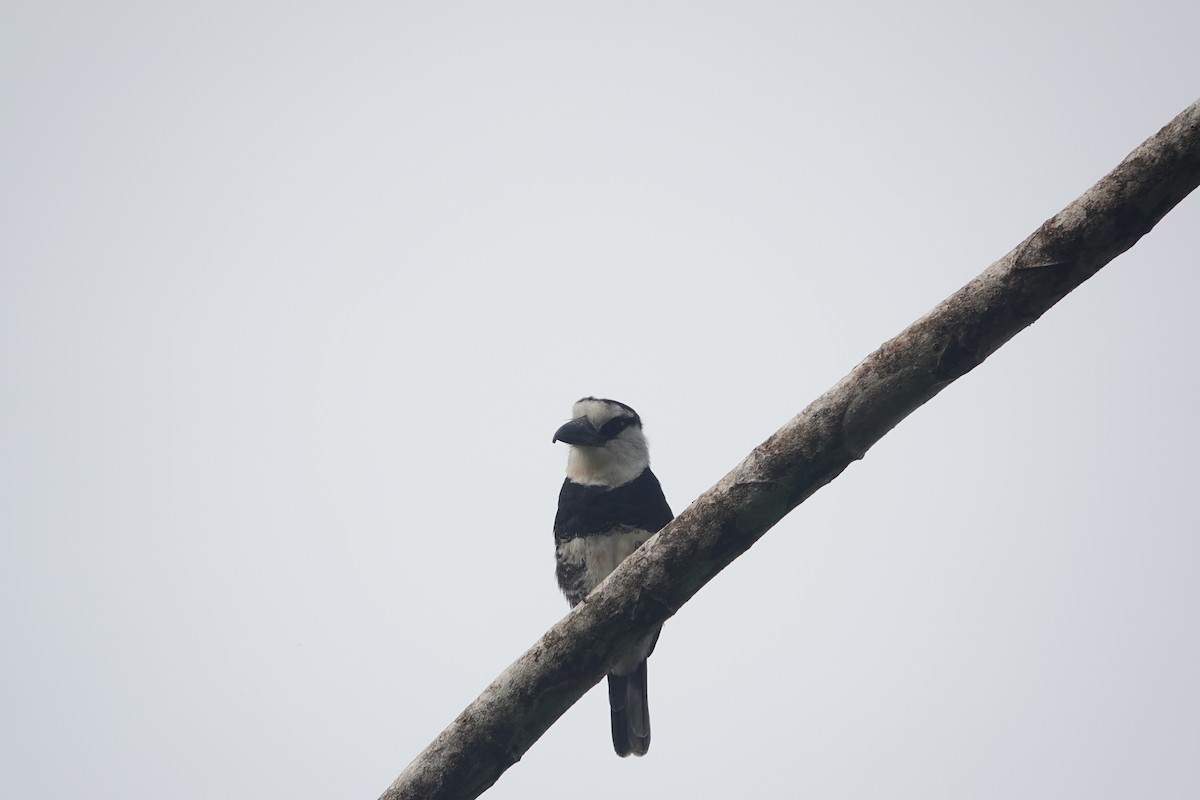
left=380, top=98, right=1200, bottom=800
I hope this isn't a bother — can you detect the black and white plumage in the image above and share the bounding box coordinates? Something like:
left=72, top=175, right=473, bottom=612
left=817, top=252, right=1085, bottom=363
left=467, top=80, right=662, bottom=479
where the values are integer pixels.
left=552, top=397, right=673, bottom=758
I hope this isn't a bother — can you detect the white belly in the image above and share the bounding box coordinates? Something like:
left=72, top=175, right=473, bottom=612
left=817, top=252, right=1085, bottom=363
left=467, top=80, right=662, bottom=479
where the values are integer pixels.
left=557, top=527, right=652, bottom=597
left=555, top=527, right=659, bottom=673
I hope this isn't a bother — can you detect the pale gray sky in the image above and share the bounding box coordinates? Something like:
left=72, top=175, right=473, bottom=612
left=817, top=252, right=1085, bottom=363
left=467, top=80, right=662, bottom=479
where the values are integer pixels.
left=2, top=2, right=1198, bottom=798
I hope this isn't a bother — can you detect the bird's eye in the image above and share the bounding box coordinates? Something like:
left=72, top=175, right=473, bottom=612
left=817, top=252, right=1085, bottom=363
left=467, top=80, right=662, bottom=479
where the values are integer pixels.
left=600, top=417, right=634, bottom=437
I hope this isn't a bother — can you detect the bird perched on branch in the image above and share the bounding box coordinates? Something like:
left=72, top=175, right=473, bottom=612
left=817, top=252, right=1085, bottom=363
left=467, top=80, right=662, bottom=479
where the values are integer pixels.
left=552, top=397, right=674, bottom=757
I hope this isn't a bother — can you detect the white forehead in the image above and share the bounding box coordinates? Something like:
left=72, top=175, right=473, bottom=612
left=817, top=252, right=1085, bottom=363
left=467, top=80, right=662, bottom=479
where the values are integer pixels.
left=571, top=397, right=637, bottom=427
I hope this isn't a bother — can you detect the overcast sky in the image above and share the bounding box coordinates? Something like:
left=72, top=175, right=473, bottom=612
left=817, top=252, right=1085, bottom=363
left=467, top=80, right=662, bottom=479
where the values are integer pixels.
left=2, top=2, right=1198, bottom=799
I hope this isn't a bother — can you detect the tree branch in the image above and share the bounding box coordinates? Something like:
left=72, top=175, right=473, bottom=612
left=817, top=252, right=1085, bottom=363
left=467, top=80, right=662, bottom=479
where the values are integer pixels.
left=380, top=98, right=1200, bottom=800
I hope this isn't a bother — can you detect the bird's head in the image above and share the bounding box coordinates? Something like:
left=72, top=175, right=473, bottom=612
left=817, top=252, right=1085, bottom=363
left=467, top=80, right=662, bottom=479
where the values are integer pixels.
left=553, top=397, right=650, bottom=487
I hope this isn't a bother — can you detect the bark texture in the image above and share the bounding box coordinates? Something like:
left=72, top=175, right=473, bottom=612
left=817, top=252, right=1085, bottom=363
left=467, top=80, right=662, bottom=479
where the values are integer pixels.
left=381, top=98, right=1200, bottom=800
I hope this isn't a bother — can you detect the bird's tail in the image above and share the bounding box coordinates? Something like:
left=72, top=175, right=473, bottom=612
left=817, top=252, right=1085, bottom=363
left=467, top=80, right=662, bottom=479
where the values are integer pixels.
left=608, top=660, right=650, bottom=757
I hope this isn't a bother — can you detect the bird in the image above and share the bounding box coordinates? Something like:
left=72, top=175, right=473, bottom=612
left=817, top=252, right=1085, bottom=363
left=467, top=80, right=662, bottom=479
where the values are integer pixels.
left=552, top=396, right=674, bottom=757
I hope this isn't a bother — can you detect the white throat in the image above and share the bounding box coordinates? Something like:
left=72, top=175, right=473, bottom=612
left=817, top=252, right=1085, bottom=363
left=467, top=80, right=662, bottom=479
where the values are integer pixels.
left=566, top=436, right=649, bottom=487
